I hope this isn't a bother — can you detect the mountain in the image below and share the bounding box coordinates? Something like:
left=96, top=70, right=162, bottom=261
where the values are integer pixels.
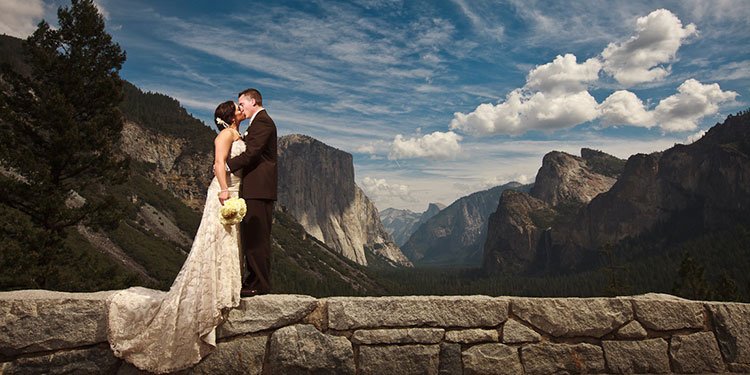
left=0, top=34, right=392, bottom=295
left=484, top=111, right=750, bottom=276
left=380, top=203, right=445, bottom=247
left=401, top=182, right=529, bottom=265
left=277, top=134, right=412, bottom=268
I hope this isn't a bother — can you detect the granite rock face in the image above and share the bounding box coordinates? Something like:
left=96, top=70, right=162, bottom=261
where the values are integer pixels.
left=326, top=296, right=509, bottom=330
left=403, top=182, right=527, bottom=265
left=277, top=134, right=411, bottom=267
left=380, top=203, right=444, bottom=247
left=484, top=112, right=750, bottom=275
left=521, top=342, right=605, bottom=375
left=462, top=343, right=522, bottom=375
left=359, top=345, right=440, bottom=375
left=0, top=289, right=114, bottom=357
left=530, top=150, right=619, bottom=206
left=511, top=297, right=633, bottom=337
left=602, top=339, right=670, bottom=374
left=120, top=121, right=212, bottom=210
left=267, top=324, right=354, bottom=375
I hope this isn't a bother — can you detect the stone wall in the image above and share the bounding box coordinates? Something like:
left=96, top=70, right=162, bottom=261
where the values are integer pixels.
left=1, top=290, right=749, bottom=374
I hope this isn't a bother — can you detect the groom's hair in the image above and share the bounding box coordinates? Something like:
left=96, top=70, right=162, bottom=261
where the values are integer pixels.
left=239, top=88, right=262, bottom=106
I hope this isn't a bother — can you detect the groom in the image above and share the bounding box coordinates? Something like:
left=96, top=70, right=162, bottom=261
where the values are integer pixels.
left=226, top=88, right=277, bottom=297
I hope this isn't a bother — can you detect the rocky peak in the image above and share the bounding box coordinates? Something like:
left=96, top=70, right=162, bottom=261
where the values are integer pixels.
left=278, top=134, right=411, bottom=267
left=530, top=150, right=618, bottom=206
left=420, top=203, right=445, bottom=222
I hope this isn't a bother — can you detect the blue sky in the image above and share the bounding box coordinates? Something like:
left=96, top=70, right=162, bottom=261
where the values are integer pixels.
left=3, top=0, right=749, bottom=212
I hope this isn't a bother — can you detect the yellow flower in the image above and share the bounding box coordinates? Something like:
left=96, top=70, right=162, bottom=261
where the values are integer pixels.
left=220, top=197, right=247, bottom=225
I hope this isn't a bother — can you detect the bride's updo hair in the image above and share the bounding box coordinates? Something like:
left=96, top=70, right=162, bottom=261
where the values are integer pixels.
left=214, top=101, right=236, bottom=131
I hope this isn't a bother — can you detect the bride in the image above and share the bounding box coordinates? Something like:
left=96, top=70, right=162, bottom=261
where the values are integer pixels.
left=107, top=100, right=247, bottom=373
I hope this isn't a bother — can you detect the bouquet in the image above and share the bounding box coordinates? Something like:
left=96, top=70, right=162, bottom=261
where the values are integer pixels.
left=220, top=197, right=247, bottom=225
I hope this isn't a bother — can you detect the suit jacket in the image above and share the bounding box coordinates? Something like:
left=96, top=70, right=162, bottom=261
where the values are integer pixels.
left=227, top=109, right=277, bottom=201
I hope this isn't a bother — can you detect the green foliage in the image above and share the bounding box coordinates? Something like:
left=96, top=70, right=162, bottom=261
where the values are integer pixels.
left=599, top=243, right=631, bottom=297
left=108, top=173, right=202, bottom=237
left=107, top=220, right=187, bottom=290
left=672, top=252, right=712, bottom=300
left=120, top=82, right=216, bottom=155
left=270, top=210, right=389, bottom=297
left=581, top=148, right=627, bottom=177
left=0, top=0, right=129, bottom=289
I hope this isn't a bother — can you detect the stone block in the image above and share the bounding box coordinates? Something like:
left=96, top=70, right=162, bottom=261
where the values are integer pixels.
left=0, top=345, right=119, bottom=374
left=462, top=343, right=522, bottom=375
left=511, top=297, right=632, bottom=337
left=359, top=344, right=439, bottom=375
left=616, top=320, right=647, bottom=339
left=0, top=290, right=113, bottom=357
left=217, top=294, right=318, bottom=338
left=187, top=335, right=267, bottom=375
left=351, top=328, right=444, bottom=344
left=632, top=297, right=704, bottom=331
left=501, top=319, right=540, bottom=344
left=445, top=329, right=498, bottom=344
left=670, top=332, right=725, bottom=374
left=521, top=342, right=605, bottom=375
left=439, top=342, right=462, bottom=375
left=602, top=338, right=670, bottom=374
left=707, top=302, right=750, bottom=363
left=267, top=324, right=354, bottom=375
left=327, top=296, right=508, bottom=330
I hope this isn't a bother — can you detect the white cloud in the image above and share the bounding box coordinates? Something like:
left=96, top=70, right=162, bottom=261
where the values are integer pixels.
left=450, top=85, right=599, bottom=136
left=0, top=0, right=44, bottom=38
left=450, top=54, right=602, bottom=136
left=360, top=177, right=415, bottom=203
left=525, top=54, right=602, bottom=94
left=598, top=90, right=655, bottom=128
left=389, top=131, right=462, bottom=160
left=601, top=9, right=697, bottom=86
left=653, top=79, right=738, bottom=131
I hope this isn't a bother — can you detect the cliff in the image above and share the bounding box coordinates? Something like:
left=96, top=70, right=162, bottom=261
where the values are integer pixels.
left=402, top=182, right=528, bottom=265
left=2, top=290, right=748, bottom=374
left=119, top=121, right=213, bottom=210
left=484, top=111, right=750, bottom=275
left=277, top=134, right=411, bottom=268
left=380, top=203, right=445, bottom=247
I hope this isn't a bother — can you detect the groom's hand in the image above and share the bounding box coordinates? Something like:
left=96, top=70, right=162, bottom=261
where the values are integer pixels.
left=218, top=190, right=230, bottom=205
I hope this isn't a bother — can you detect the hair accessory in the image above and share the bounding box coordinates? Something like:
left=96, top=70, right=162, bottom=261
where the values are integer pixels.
left=215, top=117, right=230, bottom=129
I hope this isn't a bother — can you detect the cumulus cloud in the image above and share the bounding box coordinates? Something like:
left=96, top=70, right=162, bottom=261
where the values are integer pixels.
left=598, top=90, right=655, bottom=128
left=450, top=9, right=734, bottom=137
left=653, top=79, right=738, bottom=131
left=525, top=54, right=602, bottom=94
left=598, top=79, right=738, bottom=132
left=450, top=54, right=600, bottom=136
left=360, top=177, right=416, bottom=203
left=0, top=0, right=44, bottom=38
left=389, top=131, right=462, bottom=160
left=601, top=9, right=697, bottom=86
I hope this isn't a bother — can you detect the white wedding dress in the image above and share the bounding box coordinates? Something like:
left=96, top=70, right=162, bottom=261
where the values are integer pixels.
left=107, top=139, right=246, bottom=373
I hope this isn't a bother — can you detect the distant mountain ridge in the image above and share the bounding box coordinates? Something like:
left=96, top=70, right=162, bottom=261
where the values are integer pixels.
left=483, top=111, right=750, bottom=276
left=401, top=182, right=530, bottom=265
left=380, top=203, right=445, bottom=247
left=277, top=134, right=412, bottom=268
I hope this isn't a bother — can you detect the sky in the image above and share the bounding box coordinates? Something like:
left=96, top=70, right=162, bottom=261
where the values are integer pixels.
left=3, top=0, right=749, bottom=213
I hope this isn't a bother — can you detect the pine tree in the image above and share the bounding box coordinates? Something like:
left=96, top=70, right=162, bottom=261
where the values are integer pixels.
left=714, top=271, right=740, bottom=302
left=672, top=252, right=712, bottom=301
left=0, top=0, right=129, bottom=289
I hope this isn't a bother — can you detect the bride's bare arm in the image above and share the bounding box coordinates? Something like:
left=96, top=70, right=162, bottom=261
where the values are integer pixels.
left=213, top=129, right=235, bottom=204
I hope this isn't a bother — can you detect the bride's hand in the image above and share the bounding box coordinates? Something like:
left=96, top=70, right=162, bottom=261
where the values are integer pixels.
left=218, top=190, right=230, bottom=205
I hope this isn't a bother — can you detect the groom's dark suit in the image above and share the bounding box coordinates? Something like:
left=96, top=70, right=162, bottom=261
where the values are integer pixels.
left=226, top=109, right=277, bottom=294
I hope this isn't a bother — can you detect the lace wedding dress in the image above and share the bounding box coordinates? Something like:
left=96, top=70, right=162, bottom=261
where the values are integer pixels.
left=107, top=139, right=246, bottom=373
